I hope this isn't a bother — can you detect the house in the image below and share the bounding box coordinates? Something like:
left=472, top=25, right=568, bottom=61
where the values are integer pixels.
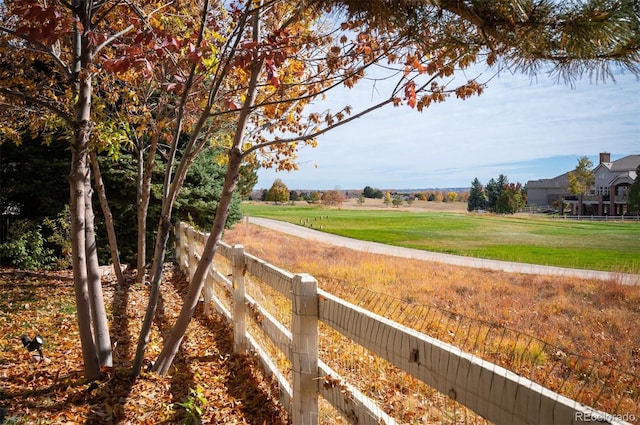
left=526, top=153, right=640, bottom=215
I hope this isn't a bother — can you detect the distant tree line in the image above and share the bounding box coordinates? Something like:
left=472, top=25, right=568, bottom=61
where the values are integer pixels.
left=259, top=181, right=470, bottom=209
left=261, top=179, right=345, bottom=206
left=467, top=175, right=526, bottom=214
left=363, top=186, right=384, bottom=199
left=363, top=186, right=469, bottom=203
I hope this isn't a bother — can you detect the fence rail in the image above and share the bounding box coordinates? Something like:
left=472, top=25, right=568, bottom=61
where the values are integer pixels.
left=175, top=222, right=633, bottom=425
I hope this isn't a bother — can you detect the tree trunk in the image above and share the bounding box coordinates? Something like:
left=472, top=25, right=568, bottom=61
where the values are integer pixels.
left=89, top=150, right=125, bottom=286
left=131, top=136, right=209, bottom=375
left=136, top=133, right=158, bottom=284
left=578, top=194, right=583, bottom=217
left=131, top=115, right=189, bottom=376
left=152, top=151, right=243, bottom=375
left=136, top=143, right=146, bottom=284
left=131, top=212, right=173, bottom=376
left=84, top=175, right=113, bottom=367
left=151, top=2, right=263, bottom=375
left=131, top=117, right=192, bottom=376
left=131, top=0, right=213, bottom=375
left=70, top=121, right=101, bottom=381
left=66, top=6, right=102, bottom=380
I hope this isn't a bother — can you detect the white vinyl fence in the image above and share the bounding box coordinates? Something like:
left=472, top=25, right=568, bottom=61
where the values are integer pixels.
left=175, top=222, right=633, bottom=425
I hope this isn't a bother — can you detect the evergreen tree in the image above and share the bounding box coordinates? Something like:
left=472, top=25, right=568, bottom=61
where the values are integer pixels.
left=0, top=134, right=69, bottom=225
left=1, top=139, right=242, bottom=265
left=628, top=165, right=640, bottom=214
left=485, top=179, right=500, bottom=211
left=498, top=175, right=508, bottom=188
left=174, top=149, right=243, bottom=229
left=96, top=148, right=243, bottom=264
left=236, top=163, right=259, bottom=200
left=363, top=186, right=384, bottom=199
left=467, top=177, right=487, bottom=211
left=0, top=134, right=72, bottom=268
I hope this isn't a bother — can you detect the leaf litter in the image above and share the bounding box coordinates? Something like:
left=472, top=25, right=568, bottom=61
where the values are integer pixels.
left=0, top=265, right=288, bottom=424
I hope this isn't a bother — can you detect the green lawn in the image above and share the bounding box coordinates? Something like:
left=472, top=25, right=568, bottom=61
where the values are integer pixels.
left=241, top=203, right=640, bottom=273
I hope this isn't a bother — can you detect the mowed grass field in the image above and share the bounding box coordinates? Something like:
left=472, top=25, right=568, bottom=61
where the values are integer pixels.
left=241, top=201, right=640, bottom=273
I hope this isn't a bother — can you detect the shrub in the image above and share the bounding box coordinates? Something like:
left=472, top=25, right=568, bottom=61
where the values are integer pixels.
left=42, top=206, right=72, bottom=270
left=0, top=220, right=55, bottom=270
left=0, top=206, right=71, bottom=271
left=322, top=190, right=344, bottom=207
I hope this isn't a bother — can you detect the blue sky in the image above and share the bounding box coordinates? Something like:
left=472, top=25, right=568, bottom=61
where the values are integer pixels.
left=256, top=65, right=639, bottom=191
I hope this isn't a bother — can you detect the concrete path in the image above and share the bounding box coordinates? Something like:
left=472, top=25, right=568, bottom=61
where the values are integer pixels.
left=247, top=217, right=640, bottom=286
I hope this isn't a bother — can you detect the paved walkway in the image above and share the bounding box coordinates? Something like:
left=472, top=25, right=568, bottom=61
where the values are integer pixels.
left=248, top=217, right=640, bottom=286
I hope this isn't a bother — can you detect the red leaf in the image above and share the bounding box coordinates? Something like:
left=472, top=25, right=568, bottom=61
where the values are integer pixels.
left=160, top=36, right=181, bottom=51
left=224, top=98, right=238, bottom=110
left=404, top=81, right=416, bottom=109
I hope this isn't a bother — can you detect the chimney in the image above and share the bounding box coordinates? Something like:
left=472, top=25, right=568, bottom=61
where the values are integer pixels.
left=599, top=152, right=611, bottom=164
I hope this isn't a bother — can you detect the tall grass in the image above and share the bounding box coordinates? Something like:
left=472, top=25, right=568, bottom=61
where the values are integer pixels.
left=221, top=223, right=640, bottom=408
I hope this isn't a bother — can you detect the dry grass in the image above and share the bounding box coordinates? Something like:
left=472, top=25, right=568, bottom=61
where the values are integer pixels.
left=337, top=197, right=469, bottom=212
left=223, top=223, right=640, bottom=355
left=222, top=222, right=640, bottom=420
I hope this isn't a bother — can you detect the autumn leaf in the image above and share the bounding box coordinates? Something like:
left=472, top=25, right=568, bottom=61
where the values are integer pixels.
left=0, top=267, right=288, bottom=424
left=404, top=81, right=416, bottom=109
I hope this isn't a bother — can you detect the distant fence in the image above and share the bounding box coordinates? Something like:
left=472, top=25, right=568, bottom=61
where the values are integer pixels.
left=518, top=205, right=555, bottom=214
left=519, top=206, right=640, bottom=221
left=175, top=222, right=636, bottom=425
left=551, top=215, right=640, bottom=222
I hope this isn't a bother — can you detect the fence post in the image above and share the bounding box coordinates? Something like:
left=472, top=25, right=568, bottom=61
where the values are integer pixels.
left=292, top=273, right=319, bottom=425
left=232, top=244, right=247, bottom=355
left=187, top=226, right=196, bottom=279
left=176, top=222, right=185, bottom=270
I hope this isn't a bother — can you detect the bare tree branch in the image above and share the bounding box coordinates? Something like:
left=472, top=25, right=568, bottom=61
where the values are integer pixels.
left=0, top=87, right=73, bottom=125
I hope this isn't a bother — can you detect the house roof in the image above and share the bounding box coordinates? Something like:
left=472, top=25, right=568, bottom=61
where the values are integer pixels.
left=609, top=154, right=640, bottom=172
left=526, top=172, right=569, bottom=188
left=609, top=173, right=636, bottom=186
left=526, top=154, right=639, bottom=190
